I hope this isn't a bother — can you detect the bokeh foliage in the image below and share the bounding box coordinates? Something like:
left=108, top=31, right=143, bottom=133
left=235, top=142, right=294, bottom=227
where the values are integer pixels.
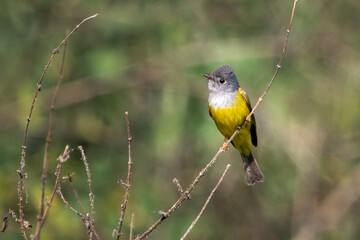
left=1, top=0, right=360, bottom=239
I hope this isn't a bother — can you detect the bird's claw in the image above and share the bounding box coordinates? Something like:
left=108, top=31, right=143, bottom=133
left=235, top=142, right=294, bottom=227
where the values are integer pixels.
left=222, top=142, right=229, bottom=150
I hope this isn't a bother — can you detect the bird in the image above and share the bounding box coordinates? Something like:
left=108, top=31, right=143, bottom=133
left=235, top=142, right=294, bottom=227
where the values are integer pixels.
left=203, top=65, right=264, bottom=185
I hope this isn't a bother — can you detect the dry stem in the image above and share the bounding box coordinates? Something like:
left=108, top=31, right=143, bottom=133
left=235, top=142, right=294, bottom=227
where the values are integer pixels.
left=78, top=146, right=101, bottom=240
left=38, top=40, right=67, bottom=225
left=246, top=0, right=298, bottom=122
left=57, top=180, right=91, bottom=235
left=32, top=145, right=71, bottom=240
left=115, top=112, right=133, bottom=240
left=129, top=213, right=135, bottom=240
left=180, top=164, right=231, bottom=240
left=57, top=188, right=84, bottom=218
left=67, top=175, right=88, bottom=215
left=173, top=178, right=184, bottom=195
left=17, top=13, right=99, bottom=240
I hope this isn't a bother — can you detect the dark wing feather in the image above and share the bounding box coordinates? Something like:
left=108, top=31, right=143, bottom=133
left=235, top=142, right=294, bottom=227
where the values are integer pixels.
left=239, top=89, right=258, bottom=147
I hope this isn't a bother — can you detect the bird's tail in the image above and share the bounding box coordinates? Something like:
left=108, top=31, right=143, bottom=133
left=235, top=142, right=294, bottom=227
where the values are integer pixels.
left=241, top=152, right=264, bottom=185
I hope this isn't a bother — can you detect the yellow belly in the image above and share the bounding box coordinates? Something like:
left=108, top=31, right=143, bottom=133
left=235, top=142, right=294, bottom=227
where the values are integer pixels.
left=209, top=90, right=252, bottom=156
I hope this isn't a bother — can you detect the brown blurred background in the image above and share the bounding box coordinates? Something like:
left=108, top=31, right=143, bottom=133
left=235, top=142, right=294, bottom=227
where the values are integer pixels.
left=1, top=0, right=360, bottom=239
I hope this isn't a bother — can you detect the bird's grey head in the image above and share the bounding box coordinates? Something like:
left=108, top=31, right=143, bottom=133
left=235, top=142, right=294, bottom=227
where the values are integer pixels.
left=203, top=65, right=240, bottom=95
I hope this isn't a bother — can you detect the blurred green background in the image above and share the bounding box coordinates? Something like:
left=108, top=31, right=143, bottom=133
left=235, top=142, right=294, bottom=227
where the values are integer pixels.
left=1, top=0, right=360, bottom=239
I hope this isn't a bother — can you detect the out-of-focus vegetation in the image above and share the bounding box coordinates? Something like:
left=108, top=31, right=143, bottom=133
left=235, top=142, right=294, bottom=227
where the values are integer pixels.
left=1, top=0, right=360, bottom=239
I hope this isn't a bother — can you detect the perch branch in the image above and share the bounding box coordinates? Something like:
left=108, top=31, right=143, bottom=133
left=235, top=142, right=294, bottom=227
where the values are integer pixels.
left=180, top=164, right=231, bottom=240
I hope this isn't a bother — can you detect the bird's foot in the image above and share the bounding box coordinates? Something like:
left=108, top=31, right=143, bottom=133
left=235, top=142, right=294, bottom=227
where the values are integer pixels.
left=222, top=138, right=229, bottom=150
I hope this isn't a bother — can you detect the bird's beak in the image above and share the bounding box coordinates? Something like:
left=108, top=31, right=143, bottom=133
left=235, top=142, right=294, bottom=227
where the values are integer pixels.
left=203, top=73, right=214, bottom=81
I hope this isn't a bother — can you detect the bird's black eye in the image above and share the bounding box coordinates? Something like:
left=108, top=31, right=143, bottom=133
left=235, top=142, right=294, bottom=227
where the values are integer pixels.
left=219, top=78, right=225, bottom=84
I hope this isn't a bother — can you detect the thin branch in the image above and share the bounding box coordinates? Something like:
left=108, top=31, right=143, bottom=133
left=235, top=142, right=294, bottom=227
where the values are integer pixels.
left=129, top=213, right=135, bottom=240
left=67, top=174, right=88, bottom=215
left=38, top=39, right=67, bottom=225
left=8, top=210, right=32, bottom=230
left=172, top=178, right=184, bottom=195
left=135, top=129, right=240, bottom=240
left=246, top=0, right=298, bottom=123
left=77, top=146, right=101, bottom=240
left=32, top=145, right=71, bottom=240
left=115, top=111, right=133, bottom=240
left=135, top=1, right=298, bottom=238
left=17, top=13, right=99, bottom=240
left=57, top=183, right=92, bottom=233
left=57, top=184, right=85, bottom=219
left=180, top=164, right=231, bottom=240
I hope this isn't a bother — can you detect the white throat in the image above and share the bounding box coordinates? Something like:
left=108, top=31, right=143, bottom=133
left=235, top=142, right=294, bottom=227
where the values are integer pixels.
left=208, top=91, right=237, bottom=109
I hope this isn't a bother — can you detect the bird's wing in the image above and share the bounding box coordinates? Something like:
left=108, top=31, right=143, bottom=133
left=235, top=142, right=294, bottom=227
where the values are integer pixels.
left=239, top=88, right=258, bottom=147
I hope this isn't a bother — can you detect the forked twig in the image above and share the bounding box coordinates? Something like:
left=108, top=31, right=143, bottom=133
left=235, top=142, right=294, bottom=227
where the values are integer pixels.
left=180, top=164, right=231, bottom=240
left=57, top=181, right=91, bottom=235
left=57, top=185, right=85, bottom=219
left=17, top=13, right=99, bottom=240
left=135, top=130, right=240, bottom=240
left=135, top=1, right=298, bottom=239
left=7, top=210, right=32, bottom=231
left=32, top=145, right=71, bottom=240
left=115, top=112, right=133, bottom=240
left=67, top=174, right=88, bottom=215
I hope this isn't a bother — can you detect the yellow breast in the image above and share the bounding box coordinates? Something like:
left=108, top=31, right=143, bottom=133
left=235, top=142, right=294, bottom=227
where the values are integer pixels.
left=208, top=88, right=252, bottom=155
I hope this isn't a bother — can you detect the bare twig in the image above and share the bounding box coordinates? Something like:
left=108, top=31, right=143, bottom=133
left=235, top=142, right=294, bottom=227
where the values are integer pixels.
left=58, top=173, right=101, bottom=235
left=38, top=40, right=67, bottom=225
left=57, top=185, right=85, bottom=219
left=8, top=210, right=19, bottom=223
left=129, top=213, right=135, bottom=240
left=180, top=164, right=231, bottom=240
left=77, top=146, right=101, bottom=240
left=17, top=13, right=99, bottom=240
left=115, top=112, right=133, bottom=240
left=246, top=0, right=298, bottom=123
left=173, top=178, right=184, bottom=195
left=57, top=184, right=92, bottom=233
left=67, top=174, right=88, bottom=215
left=32, top=145, right=71, bottom=240
left=8, top=210, right=32, bottom=230
left=135, top=129, right=239, bottom=240
left=135, top=1, right=298, bottom=239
